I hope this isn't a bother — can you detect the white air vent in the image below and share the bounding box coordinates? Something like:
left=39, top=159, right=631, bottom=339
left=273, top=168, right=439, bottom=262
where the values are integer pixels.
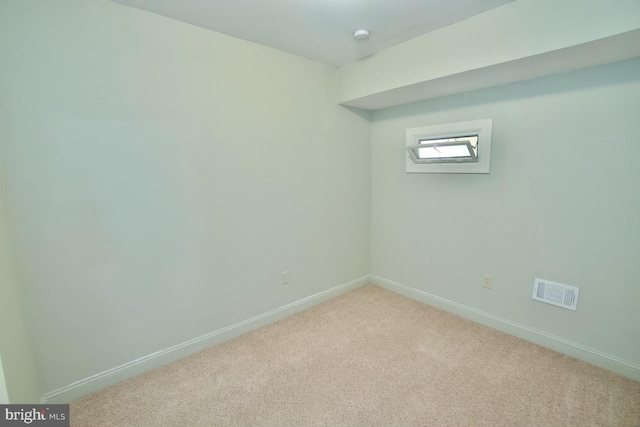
left=532, top=278, right=579, bottom=311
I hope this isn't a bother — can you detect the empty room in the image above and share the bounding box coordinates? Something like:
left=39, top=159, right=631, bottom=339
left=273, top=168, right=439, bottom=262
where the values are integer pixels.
left=1, top=0, right=639, bottom=426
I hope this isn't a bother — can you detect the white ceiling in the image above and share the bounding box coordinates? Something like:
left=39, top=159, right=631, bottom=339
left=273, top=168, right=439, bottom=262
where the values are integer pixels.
left=110, top=0, right=514, bottom=67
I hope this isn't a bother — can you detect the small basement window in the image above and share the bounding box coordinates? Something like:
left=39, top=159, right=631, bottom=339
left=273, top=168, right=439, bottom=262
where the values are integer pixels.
left=408, top=136, right=478, bottom=163
left=406, top=119, right=492, bottom=174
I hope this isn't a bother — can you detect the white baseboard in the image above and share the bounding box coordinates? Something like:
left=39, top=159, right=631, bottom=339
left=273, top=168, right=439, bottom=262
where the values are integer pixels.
left=42, top=273, right=638, bottom=403
left=370, top=275, right=640, bottom=382
left=41, top=275, right=370, bottom=404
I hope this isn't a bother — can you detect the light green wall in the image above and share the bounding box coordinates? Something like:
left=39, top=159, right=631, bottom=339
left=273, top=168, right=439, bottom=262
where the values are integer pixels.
left=0, top=354, right=8, bottom=404
left=0, top=0, right=371, bottom=395
left=0, top=169, right=40, bottom=403
left=371, top=59, right=640, bottom=367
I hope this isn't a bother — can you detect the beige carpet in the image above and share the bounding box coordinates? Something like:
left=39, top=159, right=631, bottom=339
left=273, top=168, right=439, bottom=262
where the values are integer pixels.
left=71, top=285, right=640, bottom=427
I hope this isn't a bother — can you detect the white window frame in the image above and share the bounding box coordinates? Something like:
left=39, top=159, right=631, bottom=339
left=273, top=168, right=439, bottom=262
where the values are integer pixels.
left=406, top=119, right=492, bottom=174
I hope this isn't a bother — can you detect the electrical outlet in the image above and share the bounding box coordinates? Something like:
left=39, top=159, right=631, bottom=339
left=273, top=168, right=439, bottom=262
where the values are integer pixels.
left=482, top=275, right=492, bottom=289
left=281, top=271, right=289, bottom=285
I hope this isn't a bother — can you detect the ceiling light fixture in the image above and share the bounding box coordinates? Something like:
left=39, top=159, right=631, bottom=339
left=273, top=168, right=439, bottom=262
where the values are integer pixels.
left=353, top=29, right=370, bottom=41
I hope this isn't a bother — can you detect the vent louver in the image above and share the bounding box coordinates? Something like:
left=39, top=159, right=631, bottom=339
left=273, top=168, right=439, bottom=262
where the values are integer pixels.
left=532, top=278, right=579, bottom=311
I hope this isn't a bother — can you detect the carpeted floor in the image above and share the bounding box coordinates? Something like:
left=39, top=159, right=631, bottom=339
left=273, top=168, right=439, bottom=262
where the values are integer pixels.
left=71, top=285, right=640, bottom=427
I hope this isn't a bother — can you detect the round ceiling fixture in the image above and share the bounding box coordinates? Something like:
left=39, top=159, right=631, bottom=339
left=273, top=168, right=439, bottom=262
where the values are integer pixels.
left=353, top=29, right=370, bottom=41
